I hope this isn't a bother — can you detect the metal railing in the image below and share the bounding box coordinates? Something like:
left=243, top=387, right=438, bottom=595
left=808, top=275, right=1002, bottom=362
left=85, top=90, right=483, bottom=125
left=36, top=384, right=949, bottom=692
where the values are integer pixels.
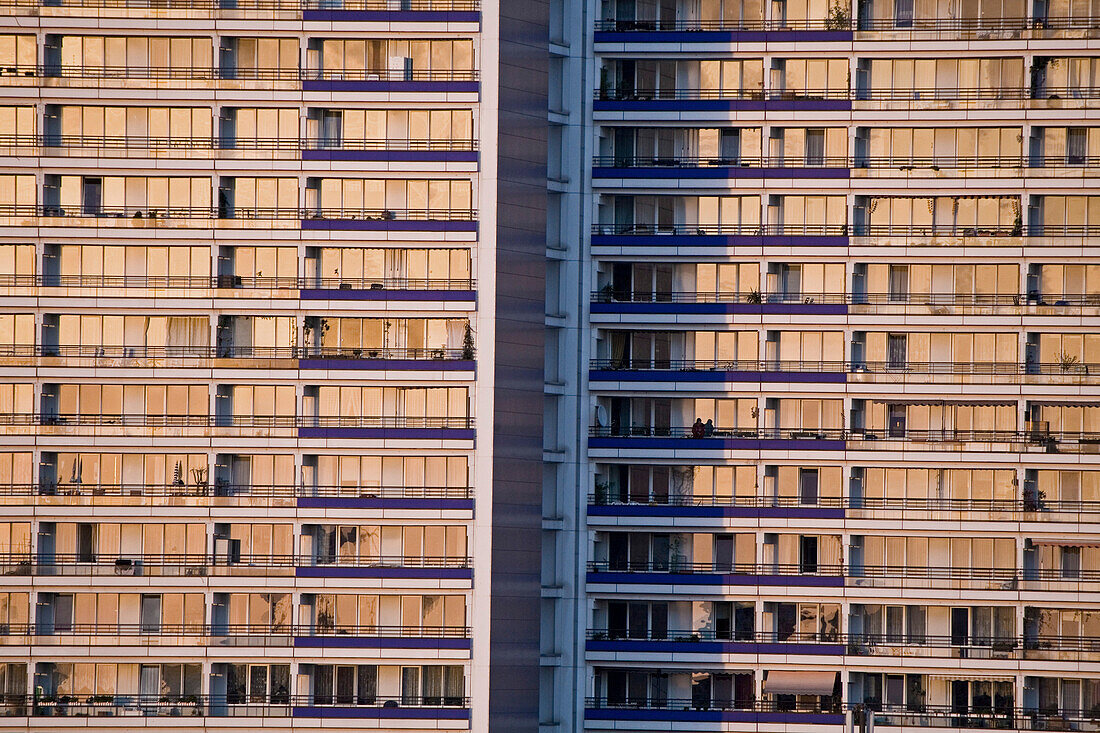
left=1, top=204, right=476, bottom=222
left=595, top=86, right=1100, bottom=103
left=23, top=414, right=473, bottom=429
left=7, top=345, right=472, bottom=361
left=585, top=699, right=1100, bottom=730
left=0, top=274, right=474, bottom=291
left=594, top=153, right=1100, bottom=169
left=586, top=629, right=1100, bottom=658
left=22, top=482, right=472, bottom=499
left=0, top=134, right=477, bottom=153
left=587, top=560, right=1100, bottom=584
left=5, top=694, right=469, bottom=717
left=594, top=422, right=1100, bottom=444
left=595, top=15, right=1100, bottom=31
left=589, top=358, right=1099, bottom=377
left=588, top=492, right=1100, bottom=516
left=591, top=223, right=1100, bottom=238
left=0, top=0, right=478, bottom=9
left=591, top=223, right=848, bottom=236
left=592, top=290, right=1100, bottom=307
left=8, top=622, right=470, bottom=639
left=15, top=66, right=478, bottom=82
left=14, top=551, right=472, bottom=575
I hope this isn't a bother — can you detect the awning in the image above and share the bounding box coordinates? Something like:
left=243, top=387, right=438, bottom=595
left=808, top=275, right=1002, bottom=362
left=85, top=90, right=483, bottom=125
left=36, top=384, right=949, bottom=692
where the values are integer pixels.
left=763, top=671, right=837, bottom=696
left=929, top=675, right=1015, bottom=682
left=1028, top=401, right=1100, bottom=408
left=1030, top=539, right=1100, bottom=548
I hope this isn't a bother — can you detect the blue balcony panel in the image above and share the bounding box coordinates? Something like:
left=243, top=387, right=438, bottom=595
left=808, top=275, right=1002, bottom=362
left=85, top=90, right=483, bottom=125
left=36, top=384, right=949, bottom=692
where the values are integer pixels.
left=590, top=302, right=847, bottom=316
left=587, top=504, right=845, bottom=520
left=300, top=358, right=475, bottom=371
left=303, top=150, right=478, bottom=163
left=586, top=571, right=844, bottom=587
left=592, top=234, right=849, bottom=248
left=585, top=707, right=844, bottom=725
left=588, top=436, right=846, bottom=451
left=593, top=166, right=850, bottom=180
left=294, top=636, right=472, bottom=650
left=296, top=567, right=473, bottom=580
left=589, top=369, right=846, bottom=384
left=293, top=705, right=470, bottom=720
left=585, top=639, right=844, bottom=655
left=300, top=289, right=476, bottom=302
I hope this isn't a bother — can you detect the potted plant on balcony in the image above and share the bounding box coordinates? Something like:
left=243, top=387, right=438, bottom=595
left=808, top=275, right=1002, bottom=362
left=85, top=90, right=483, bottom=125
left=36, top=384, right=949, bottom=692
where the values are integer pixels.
left=462, top=324, right=475, bottom=360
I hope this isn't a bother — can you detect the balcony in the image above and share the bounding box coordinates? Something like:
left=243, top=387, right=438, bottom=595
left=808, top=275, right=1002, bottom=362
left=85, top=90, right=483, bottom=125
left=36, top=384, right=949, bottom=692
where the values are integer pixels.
left=588, top=492, right=1100, bottom=524
left=12, top=622, right=472, bottom=648
left=2, top=0, right=479, bottom=16
left=23, top=65, right=478, bottom=84
left=585, top=697, right=842, bottom=725
left=8, top=694, right=470, bottom=719
left=592, top=153, right=1100, bottom=178
left=591, top=290, right=1099, bottom=315
left=0, top=204, right=477, bottom=231
left=594, top=87, right=850, bottom=112
left=594, top=15, right=1100, bottom=39
left=0, top=345, right=474, bottom=370
left=591, top=223, right=847, bottom=247
left=0, top=274, right=475, bottom=301
left=589, top=358, right=1099, bottom=386
left=0, top=133, right=478, bottom=161
left=589, top=425, right=1100, bottom=454
left=587, top=629, right=1100, bottom=662
left=586, top=560, right=1100, bottom=592
left=17, top=481, right=472, bottom=508
left=14, top=551, right=472, bottom=577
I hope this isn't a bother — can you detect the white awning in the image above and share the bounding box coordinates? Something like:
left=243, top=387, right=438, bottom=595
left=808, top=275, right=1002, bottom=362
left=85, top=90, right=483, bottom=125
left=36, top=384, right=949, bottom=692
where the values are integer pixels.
left=928, top=675, right=1015, bottom=682
left=763, top=671, right=837, bottom=696
left=1030, top=539, right=1100, bottom=548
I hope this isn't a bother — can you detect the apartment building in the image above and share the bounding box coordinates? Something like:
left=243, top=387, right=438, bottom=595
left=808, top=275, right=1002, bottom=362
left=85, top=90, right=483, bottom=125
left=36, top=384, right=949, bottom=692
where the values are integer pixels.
left=0, top=0, right=545, bottom=730
left=542, top=0, right=1100, bottom=731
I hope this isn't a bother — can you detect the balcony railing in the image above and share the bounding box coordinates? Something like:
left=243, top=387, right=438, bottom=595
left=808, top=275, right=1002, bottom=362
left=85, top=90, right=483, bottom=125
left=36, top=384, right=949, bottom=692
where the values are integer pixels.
left=24, top=414, right=473, bottom=429
left=0, top=134, right=477, bottom=153
left=586, top=699, right=1100, bottom=731
left=25, top=482, right=472, bottom=500
left=22, top=66, right=478, bottom=82
left=592, top=223, right=847, bottom=236
left=4, top=205, right=476, bottom=222
left=10, top=345, right=473, bottom=361
left=13, top=552, right=472, bottom=576
left=593, top=290, right=1099, bottom=308
left=0, top=0, right=478, bottom=10
left=595, top=88, right=847, bottom=101
left=587, top=697, right=836, bottom=714
left=594, top=154, right=1100, bottom=170
left=11, top=622, right=471, bottom=641
left=595, top=15, right=1100, bottom=31
left=6, top=694, right=470, bottom=718
left=586, top=629, right=1100, bottom=659
left=587, top=560, right=1100, bottom=587
left=588, top=492, right=1100, bottom=518
left=590, top=358, right=1098, bottom=377
left=592, top=223, right=1100, bottom=238
left=0, top=274, right=474, bottom=291
left=590, top=425, right=1100, bottom=452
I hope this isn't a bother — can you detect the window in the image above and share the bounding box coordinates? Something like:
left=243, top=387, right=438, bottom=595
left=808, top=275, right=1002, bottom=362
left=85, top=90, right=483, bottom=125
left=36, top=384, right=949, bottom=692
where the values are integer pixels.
left=1067, top=128, right=1088, bottom=165
left=805, top=128, right=825, bottom=165
left=887, top=334, right=907, bottom=370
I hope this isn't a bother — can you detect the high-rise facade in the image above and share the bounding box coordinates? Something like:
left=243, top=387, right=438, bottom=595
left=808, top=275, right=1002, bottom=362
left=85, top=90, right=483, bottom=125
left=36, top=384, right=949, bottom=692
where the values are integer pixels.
left=0, top=0, right=546, bottom=730
left=541, top=0, right=1100, bottom=731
